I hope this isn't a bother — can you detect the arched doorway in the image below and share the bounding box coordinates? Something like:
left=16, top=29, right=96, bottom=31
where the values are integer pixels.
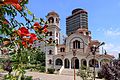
left=64, top=58, right=70, bottom=68
left=55, top=58, right=63, bottom=66
left=100, top=59, right=110, bottom=66
left=89, top=59, right=99, bottom=68
left=81, top=59, right=87, bottom=67
left=71, top=57, right=79, bottom=69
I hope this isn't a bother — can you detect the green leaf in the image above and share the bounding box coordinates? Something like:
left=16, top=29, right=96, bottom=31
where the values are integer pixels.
left=0, top=29, right=3, bottom=34
left=28, top=10, right=32, bottom=15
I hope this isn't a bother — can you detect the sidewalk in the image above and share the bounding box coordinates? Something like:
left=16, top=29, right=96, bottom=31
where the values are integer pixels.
left=26, top=72, right=104, bottom=80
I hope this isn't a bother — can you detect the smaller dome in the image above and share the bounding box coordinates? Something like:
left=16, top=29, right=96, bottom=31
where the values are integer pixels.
left=47, top=11, right=59, bottom=17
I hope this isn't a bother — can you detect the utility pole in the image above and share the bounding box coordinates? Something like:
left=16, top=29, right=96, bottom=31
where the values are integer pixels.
left=90, top=42, right=105, bottom=80
left=72, top=49, right=77, bottom=80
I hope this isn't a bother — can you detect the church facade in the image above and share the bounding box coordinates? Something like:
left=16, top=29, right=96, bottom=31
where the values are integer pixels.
left=43, top=9, right=114, bottom=75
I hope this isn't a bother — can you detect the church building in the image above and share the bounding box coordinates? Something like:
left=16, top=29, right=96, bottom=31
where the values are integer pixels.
left=44, top=8, right=114, bottom=75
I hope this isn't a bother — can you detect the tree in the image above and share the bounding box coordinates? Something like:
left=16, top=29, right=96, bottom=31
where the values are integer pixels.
left=0, top=0, right=48, bottom=80
left=99, top=59, right=120, bottom=80
left=77, top=66, right=93, bottom=80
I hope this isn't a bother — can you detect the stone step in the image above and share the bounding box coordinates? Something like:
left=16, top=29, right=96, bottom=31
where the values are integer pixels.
left=60, top=69, right=78, bottom=76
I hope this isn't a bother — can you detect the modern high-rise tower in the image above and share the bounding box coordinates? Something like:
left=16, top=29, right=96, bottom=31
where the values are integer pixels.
left=66, top=8, right=88, bottom=36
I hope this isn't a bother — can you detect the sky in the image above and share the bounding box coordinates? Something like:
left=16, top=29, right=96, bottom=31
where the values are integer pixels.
left=27, top=0, right=120, bottom=58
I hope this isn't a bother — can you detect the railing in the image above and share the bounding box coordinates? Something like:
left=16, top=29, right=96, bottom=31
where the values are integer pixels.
left=59, top=66, right=64, bottom=74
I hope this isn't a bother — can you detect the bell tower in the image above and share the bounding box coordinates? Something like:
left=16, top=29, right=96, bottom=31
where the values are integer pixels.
left=45, top=11, right=60, bottom=72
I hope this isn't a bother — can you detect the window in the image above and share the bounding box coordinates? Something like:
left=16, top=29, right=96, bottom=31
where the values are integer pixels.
left=56, top=18, right=59, bottom=23
left=49, top=38, right=52, bottom=44
left=49, top=50, right=52, bottom=54
left=56, top=39, right=58, bottom=44
left=79, top=32, right=83, bottom=34
left=60, top=48, right=65, bottom=52
left=49, top=32, right=52, bottom=36
left=48, top=17, right=54, bottom=23
left=86, top=32, right=89, bottom=35
left=73, top=40, right=80, bottom=49
left=49, top=59, right=52, bottom=64
left=56, top=33, right=58, bottom=37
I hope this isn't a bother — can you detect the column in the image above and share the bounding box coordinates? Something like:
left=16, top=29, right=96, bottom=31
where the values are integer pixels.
left=63, top=59, right=64, bottom=69
left=98, top=61, right=101, bottom=69
left=87, top=60, right=89, bottom=68
left=69, top=59, right=71, bottom=69
left=79, top=59, right=81, bottom=68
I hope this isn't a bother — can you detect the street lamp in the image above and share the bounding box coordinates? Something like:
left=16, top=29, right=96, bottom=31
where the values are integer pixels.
left=72, top=49, right=77, bottom=80
left=90, top=42, right=105, bottom=80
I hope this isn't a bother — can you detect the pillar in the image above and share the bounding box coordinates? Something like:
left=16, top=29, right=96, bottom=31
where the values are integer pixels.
left=70, top=59, right=71, bottom=69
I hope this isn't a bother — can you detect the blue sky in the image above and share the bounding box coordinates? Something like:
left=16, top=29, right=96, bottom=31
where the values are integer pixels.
left=27, top=0, right=120, bottom=58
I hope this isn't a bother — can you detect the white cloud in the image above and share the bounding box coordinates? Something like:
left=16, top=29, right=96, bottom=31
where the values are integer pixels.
left=104, top=43, right=114, bottom=50
left=104, top=28, right=120, bottom=36
left=102, top=43, right=120, bottom=58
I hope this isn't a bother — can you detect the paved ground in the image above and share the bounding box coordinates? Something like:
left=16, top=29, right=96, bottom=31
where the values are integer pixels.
left=26, top=72, right=104, bottom=80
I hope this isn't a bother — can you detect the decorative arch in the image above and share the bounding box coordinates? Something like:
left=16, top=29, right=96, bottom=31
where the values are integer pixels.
left=71, top=57, right=79, bottom=69
left=81, top=59, right=87, bottom=67
left=48, top=17, right=54, bottom=23
left=64, top=58, right=70, bottom=68
left=89, top=59, right=99, bottom=68
left=69, top=37, right=86, bottom=50
left=55, top=58, right=63, bottom=66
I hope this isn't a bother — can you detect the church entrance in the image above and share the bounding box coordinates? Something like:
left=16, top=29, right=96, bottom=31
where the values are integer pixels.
left=64, top=58, right=70, bottom=68
left=71, top=57, right=79, bottom=69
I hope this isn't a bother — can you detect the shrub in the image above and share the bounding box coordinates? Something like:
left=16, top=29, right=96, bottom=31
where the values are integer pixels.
left=77, top=66, right=93, bottom=80
left=97, top=71, right=104, bottom=79
left=47, top=68, right=55, bottom=74
left=39, top=66, right=45, bottom=72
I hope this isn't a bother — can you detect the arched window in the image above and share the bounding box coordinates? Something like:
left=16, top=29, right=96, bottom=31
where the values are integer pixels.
left=60, top=47, right=65, bottom=52
left=89, top=59, right=99, bottom=68
left=56, top=39, right=58, bottom=44
left=48, top=17, right=54, bottom=23
left=56, top=18, right=59, bottom=23
left=49, top=59, right=52, bottom=64
left=86, top=32, right=89, bottom=35
left=73, top=40, right=80, bottom=49
left=49, top=50, right=52, bottom=54
left=56, top=33, right=58, bottom=37
left=49, top=31, right=52, bottom=36
left=49, top=38, right=52, bottom=44
left=55, top=58, right=63, bottom=65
